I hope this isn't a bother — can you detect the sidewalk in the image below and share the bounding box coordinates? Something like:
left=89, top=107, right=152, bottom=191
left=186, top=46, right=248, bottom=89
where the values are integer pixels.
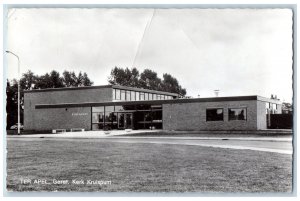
left=7, top=130, right=292, bottom=142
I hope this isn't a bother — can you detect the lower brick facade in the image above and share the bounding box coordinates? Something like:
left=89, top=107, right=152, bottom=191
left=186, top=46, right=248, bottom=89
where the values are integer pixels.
left=163, top=100, right=259, bottom=130
left=32, top=107, right=92, bottom=131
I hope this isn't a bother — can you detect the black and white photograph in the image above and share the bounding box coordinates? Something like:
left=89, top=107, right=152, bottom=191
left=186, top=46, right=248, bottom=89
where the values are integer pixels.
left=3, top=4, right=295, bottom=196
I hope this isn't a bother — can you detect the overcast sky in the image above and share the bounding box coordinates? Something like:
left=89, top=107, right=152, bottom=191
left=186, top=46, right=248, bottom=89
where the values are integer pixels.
left=6, top=8, right=293, bottom=102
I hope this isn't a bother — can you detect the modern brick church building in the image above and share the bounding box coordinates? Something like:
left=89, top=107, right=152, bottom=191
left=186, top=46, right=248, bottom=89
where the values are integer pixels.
left=23, top=85, right=282, bottom=131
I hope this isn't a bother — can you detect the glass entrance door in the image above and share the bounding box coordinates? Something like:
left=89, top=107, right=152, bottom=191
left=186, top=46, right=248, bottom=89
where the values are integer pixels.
left=118, top=113, right=133, bottom=129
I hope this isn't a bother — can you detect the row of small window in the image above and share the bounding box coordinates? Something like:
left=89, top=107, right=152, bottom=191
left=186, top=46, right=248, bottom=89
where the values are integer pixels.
left=113, top=89, right=174, bottom=101
left=266, top=102, right=278, bottom=110
left=206, top=108, right=247, bottom=121
left=266, top=102, right=278, bottom=114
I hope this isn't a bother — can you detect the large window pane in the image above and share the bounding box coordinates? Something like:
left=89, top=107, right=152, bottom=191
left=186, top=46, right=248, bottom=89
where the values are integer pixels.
left=206, top=108, right=223, bottom=121
left=105, top=112, right=116, bottom=124
left=145, top=93, right=149, bottom=100
left=92, top=106, right=104, bottom=113
left=92, top=113, right=104, bottom=123
left=136, top=92, right=140, bottom=101
left=149, top=93, right=153, bottom=100
left=105, top=106, right=114, bottom=112
left=121, top=90, right=126, bottom=101
left=115, top=105, right=125, bottom=112
left=126, top=90, right=131, bottom=101
left=115, top=89, right=121, bottom=100
left=131, top=91, right=135, bottom=101
left=153, top=94, right=157, bottom=100
left=228, top=108, right=246, bottom=121
left=140, top=92, right=145, bottom=100
left=112, top=89, right=116, bottom=100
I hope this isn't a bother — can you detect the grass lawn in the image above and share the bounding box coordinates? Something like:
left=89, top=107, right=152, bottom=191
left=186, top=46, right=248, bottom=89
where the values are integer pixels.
left=6, top=138, right=292, bottom=193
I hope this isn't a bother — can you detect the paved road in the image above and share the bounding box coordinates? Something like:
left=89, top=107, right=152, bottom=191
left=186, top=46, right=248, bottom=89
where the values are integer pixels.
left=8, top=136, right=293, bottom=155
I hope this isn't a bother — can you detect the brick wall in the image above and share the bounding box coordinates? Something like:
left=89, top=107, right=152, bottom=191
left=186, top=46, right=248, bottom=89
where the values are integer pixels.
left=33, top=107, right=91, bottom=131
left=24, top=87, right=112, bottom=130
left=162, top=100, right=258, bottom=131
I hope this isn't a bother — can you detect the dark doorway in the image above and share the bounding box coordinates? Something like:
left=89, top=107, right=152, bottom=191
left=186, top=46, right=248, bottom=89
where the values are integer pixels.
left=118, top=113, right=133, bottom=129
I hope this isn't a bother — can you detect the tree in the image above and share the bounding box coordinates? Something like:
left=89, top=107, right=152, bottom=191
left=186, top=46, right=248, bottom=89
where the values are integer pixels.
left=162, top=73, right=186, bottom=96
left=82, top=72, right=93, bottom=86
left=107, top=67, right=187, bottom=96
left=139, top=69, right=162, bottom=91
left=49, top=70, right=64, bottom=88
left=6, top=80, right=18, bottom=129
left=108, top=67, right=140, bottom=87
left=62, top=71, right=77, bottom=87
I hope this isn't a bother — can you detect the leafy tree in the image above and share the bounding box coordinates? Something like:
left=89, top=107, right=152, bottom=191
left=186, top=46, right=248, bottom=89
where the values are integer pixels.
left=49, top=70, right=64, bottom=88
left=108, top=67, right=187, bottom=96
left=82, top=72, right=93, bottom=86
left=108, top=67, right=140, bottom=87
left=6, top=80, right=18, bottom=129
left=139, top=69, right=162, bottom=91
left=62, top=71, right=77, bottom=87
left=162, top=73, right=186, bottom=96
left=62, top=71, right=94, bottom=87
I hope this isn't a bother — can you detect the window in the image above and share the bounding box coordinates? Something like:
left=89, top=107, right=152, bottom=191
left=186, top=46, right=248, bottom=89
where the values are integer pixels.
left=149, top=93, right=153, bottom=100
left=140, top=92, right=145, bottom=100
left=104, top=106, right=117, bottom=129
left=92, top=113, right=104, bottom=123
left=126, top=90, right=131, bottom=101
left=121, top=90, right=126, bottom=101
left=228, top=108, right=246, bottom=121
left=153, top=94, right=157, bottom=100
left=92, top=106, right=105, bottom=130
left=266, top=102, right=271, bottom=114
left=157, top=94, right=161, bottom=100
left=115, top=89, right=121, bottom=100
left=206, top=108, right=223, bottom=121
left=136, top=92, right=140, bottom=101
left=92, top=106, right=104, bottom=113
left=131, top=91, right=135, bottom=101
left=145, top=93, right=149, bottom=100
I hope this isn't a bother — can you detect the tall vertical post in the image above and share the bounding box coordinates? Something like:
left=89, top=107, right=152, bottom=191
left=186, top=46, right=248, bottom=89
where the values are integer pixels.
left=6, top=51, right=21, bottom=134
left=17, top=57, right=20, bottom=134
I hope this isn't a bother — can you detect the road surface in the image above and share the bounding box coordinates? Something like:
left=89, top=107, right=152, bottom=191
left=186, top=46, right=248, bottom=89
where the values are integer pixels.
left=7, top=135, right=293, bottom=155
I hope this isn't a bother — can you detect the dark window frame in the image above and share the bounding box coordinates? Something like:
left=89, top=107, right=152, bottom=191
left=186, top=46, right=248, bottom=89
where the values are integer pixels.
left=228, top=108, right=247, bottom=121
left=206, top=108, right=224, bottom=121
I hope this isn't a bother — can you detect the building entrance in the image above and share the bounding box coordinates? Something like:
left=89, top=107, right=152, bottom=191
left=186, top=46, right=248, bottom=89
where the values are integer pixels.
left=118, top=113, right=133, bottom=129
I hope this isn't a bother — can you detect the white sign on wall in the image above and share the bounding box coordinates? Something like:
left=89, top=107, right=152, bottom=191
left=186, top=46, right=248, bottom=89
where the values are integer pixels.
left=72, top=113, right=88, bottom=116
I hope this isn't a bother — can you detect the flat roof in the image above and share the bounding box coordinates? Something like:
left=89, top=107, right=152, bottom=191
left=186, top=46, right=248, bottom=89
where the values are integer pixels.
left=24, top=84, right=179, bottom=96
left=35, top=95, right=282, bottom=109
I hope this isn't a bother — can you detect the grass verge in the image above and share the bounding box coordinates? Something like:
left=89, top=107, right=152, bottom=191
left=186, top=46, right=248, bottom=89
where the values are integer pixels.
left=7, top=138, right=292, bottom=193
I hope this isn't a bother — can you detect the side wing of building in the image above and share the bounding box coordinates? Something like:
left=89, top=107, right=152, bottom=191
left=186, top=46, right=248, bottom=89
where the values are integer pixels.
left=24, top=86, right=113, bottom=131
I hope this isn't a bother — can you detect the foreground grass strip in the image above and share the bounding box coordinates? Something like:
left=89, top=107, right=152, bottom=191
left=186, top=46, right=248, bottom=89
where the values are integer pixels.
left=6, top=139, right=292, bottom=192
